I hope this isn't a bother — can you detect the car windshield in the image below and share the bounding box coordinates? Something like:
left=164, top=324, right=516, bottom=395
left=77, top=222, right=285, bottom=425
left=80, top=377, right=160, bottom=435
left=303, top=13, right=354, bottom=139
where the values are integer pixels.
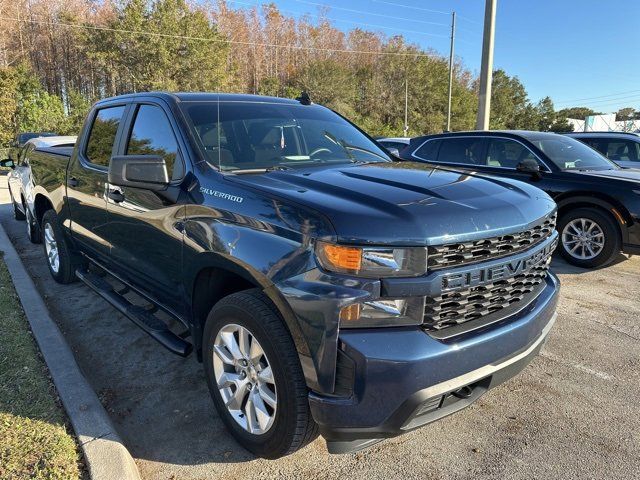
left=528, top=135, right=617, bottom=171
left=181, top=101, right=391, bottom=172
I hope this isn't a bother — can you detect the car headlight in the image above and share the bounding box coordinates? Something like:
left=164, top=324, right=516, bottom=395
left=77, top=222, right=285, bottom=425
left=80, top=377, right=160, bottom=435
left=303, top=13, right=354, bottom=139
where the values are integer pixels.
left=315, top=241, right=428, bottom=278
left=339, top=298, right=425, bottom=328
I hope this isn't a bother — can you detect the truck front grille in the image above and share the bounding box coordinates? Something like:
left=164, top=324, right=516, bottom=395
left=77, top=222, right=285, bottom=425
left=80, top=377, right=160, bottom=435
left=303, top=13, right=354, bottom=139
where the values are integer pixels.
left=427, top=213, right=556, bottom=270
left=423, top=262, right=550, bottom=331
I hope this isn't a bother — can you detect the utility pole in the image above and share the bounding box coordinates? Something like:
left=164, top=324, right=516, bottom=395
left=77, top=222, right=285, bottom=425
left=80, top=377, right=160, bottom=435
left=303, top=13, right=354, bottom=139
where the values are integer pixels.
left=476, top=0, right=497, bottom=130
left=403, top=77, right=409, bottom=136
left=446, top=11, right=456, bottom=132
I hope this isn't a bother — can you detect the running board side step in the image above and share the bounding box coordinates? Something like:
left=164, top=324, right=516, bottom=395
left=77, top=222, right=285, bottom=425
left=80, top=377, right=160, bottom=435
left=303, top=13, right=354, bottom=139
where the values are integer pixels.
left=76, top=269, right=193, bottom=357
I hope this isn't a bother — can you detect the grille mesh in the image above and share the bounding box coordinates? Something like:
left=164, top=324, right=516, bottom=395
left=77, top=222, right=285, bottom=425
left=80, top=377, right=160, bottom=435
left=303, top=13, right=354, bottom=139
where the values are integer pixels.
left=423, top=263, right=550, bottom=331
left=428, top=214, right=556, bottom=270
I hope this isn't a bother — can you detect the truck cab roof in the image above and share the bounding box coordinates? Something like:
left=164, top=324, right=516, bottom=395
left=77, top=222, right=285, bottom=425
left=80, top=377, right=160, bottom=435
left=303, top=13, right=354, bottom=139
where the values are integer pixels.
left=95, top=92, right=302, bottom=106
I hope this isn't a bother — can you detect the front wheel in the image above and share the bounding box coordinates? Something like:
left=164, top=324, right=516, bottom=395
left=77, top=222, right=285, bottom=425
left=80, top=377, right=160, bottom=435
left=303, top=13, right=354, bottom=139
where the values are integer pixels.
left=203, top=289, right=318, bottom=458
left=557, top=208, right=620, bottom=268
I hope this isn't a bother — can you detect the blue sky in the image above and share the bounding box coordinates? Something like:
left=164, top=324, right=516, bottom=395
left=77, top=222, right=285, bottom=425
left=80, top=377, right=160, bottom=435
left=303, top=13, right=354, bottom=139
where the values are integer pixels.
left=242, top=0, right=640, bottom=113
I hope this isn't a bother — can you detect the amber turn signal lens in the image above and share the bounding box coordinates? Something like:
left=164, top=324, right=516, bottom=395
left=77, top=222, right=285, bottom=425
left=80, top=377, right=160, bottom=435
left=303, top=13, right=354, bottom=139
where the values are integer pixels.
left=317, top=242, right=362, bottom=272
left=339, top=303, right=362, bottom=322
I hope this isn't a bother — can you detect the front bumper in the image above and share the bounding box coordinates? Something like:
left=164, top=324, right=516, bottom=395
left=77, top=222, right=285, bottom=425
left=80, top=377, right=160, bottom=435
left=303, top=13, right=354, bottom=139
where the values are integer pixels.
left=308, top=272, right=559, bottom=454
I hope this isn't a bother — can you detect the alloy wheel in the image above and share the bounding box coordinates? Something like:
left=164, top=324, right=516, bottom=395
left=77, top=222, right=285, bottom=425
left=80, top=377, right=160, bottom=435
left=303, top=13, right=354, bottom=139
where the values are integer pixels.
left=43, top=223, right=60, bottom=273
left=212, top=323, right=277, bottom=435
left=561, top=218, right=605, bottom=260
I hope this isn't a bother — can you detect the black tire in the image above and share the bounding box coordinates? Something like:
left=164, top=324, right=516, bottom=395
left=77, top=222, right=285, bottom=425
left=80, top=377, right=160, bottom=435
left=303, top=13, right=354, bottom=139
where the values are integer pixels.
left=25, top=203, right=41, bottom=244
left=203, top=289, right=318, bottom=458
left=10, top=192, right=25, bottom=220
left=41, top=209, right=78, bottom=284
left=557, top=207, right=620, bottom=268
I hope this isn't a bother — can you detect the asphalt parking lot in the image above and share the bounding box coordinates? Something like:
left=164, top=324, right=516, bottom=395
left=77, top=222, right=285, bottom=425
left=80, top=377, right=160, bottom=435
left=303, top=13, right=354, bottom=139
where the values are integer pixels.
left=1, top=174, right=639, bottom=480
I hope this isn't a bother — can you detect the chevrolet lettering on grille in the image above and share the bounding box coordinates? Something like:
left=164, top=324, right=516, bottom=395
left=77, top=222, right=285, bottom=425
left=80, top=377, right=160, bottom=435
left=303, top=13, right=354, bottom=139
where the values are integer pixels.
left=441, top=239, right=557, bottom=292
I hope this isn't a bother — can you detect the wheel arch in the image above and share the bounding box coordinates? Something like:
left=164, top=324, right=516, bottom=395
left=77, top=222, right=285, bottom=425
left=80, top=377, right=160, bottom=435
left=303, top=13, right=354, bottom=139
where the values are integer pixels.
left=555, top=193, right=628, bottom=245
left=186, top=254, right=312, bottom=380
left=33, top=193, right=54, bottom=226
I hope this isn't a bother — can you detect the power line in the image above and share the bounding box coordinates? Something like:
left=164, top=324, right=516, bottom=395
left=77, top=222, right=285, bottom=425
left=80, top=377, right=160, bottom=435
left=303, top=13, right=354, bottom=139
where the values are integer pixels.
left=555, top=89, right=640, bottom=106
left=565, top=95, right=640, bottom=107
left=371, top=0, right=482, bottom=26
left=291, top=0, right=450, bottom=27
left=371, top=0, right=449, bottom=16
left=226, top=0, right=450, bottom=38
left=1, top=16, right=434, bottom=58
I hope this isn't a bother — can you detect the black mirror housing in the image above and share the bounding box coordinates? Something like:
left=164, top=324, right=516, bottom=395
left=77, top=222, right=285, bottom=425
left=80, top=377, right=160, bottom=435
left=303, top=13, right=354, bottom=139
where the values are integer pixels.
left=108, top=155, right=169, bottom=191
left=0, top=158, right=15, bottom=169
left=516, top=158, right=541, bottom=175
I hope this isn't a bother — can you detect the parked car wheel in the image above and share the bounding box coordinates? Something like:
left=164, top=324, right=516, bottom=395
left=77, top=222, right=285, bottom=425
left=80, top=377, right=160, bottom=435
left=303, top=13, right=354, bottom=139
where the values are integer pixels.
left=25, top=203, right=41, bottom=244
left=10, top=192, right=25, bottom=220
left=558, top=207, right=620, bottom=268
left=203, top=289, right=318, bottom=458
left=41, top=209, right=78, bottom=284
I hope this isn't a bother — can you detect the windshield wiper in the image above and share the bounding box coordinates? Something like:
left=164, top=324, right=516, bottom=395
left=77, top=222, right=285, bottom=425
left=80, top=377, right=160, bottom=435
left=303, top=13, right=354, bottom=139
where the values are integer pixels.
left=322, top=131, right=356, bottom=162
left=265, top=164, right=293, bottom=172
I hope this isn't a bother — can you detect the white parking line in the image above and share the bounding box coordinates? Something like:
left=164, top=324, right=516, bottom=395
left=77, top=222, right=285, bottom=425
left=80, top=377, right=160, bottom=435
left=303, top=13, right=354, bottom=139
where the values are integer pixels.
left=540, top=351, right=614, bottom=381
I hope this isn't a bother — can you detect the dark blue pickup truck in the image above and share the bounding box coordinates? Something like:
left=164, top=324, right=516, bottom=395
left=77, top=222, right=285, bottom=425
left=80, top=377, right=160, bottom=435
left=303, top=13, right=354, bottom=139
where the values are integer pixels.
left=2, top=92, right=559, bottom=458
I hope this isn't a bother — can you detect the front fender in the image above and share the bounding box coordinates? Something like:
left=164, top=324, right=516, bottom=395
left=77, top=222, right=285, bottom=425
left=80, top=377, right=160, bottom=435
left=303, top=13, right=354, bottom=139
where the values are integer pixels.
left=182, top=204, right=331, bottom=391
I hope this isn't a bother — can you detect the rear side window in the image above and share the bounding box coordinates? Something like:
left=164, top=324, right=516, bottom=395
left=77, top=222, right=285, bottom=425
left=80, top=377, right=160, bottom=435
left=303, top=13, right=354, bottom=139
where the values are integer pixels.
left=85, top=106, right=126, bottom=166
left=126, top=105, right=184, bottom=179
left=486, top=138, right=538, bottom=168
left=437, top=138, right=484, bottom=165
left=599, top=140, right=640, bottom=162
left=412, top=139, right=440, bottom=161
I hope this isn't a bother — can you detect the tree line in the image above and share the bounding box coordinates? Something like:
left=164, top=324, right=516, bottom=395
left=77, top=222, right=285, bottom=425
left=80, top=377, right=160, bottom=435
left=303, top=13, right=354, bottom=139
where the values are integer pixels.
left=0, top=0, right=628, bottom=146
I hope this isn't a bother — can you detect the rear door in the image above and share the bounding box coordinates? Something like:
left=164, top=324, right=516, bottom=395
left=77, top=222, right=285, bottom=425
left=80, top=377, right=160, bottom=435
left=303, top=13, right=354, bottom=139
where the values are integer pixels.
left=103, top=100, right=187, bottom=315
left=66, top=104, right=128, bottom=263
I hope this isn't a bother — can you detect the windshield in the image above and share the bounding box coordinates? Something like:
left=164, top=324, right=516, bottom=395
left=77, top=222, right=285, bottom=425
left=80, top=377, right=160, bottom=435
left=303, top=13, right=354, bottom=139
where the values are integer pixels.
left=181, top=101, right=391, bottom=172
left=528, top=135, right=617, bottom=171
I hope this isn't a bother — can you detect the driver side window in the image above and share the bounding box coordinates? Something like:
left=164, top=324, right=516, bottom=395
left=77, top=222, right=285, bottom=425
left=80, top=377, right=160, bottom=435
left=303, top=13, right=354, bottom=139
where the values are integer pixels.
left=486, top=138, right=539, bottom=169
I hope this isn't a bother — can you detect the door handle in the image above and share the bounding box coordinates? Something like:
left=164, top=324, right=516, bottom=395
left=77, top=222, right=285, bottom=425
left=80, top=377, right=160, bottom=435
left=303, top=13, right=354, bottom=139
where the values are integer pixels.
left=68, top=177, right=78, bottom=187
left=108, top=189, right=125, bottom=203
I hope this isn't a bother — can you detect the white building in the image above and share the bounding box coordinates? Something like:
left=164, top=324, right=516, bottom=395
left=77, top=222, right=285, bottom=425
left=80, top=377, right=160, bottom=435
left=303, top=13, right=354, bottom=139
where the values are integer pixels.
left=567, top=113, right=640, bottom=132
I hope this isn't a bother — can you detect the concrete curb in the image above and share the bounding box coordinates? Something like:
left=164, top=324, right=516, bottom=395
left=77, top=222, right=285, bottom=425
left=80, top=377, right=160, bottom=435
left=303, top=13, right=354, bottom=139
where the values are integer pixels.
left=0, top=223, right=141, bottom=480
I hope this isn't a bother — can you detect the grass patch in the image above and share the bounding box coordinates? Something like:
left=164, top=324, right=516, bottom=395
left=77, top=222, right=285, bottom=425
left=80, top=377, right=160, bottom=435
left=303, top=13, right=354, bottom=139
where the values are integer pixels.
left=0, top=255, right=81, bottom=479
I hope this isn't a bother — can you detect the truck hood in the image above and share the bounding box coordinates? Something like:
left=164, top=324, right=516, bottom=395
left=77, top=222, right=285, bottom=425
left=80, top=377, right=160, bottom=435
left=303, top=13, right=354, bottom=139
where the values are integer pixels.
left=227, top=162, right=556, bottom=245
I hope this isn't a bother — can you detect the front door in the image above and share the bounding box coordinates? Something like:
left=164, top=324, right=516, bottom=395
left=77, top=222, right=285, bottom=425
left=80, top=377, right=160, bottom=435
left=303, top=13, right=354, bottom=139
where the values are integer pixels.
left=103, top=102, right=187, bottom=315
left=66, top=105, right=127, bottom=263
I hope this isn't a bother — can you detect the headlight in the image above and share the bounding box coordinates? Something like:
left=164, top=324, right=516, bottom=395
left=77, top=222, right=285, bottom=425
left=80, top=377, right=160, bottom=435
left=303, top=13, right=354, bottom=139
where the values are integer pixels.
left=339, top=298, right=425, bottom=328
left=315, top=241, right=427, bottom=278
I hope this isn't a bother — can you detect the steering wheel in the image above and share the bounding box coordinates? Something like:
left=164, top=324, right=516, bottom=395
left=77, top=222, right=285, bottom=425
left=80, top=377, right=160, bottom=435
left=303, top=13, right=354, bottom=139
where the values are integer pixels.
left=309, top=147, right=333, bottom=159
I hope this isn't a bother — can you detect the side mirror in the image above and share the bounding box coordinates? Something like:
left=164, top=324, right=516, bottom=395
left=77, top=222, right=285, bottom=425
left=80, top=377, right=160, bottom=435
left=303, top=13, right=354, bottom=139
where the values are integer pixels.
left=108, top=155, right=169, bottom=191
left=516, top=158, right=541, bottom=176
left=0, top=159, right=15, bottom=169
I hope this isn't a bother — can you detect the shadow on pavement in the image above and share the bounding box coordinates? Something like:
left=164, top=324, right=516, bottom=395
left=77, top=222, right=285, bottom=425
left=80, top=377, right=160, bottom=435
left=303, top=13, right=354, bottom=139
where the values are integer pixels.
left=0, top=199, right=258, bottom=467
left=550, top=252, right=629, bottom=275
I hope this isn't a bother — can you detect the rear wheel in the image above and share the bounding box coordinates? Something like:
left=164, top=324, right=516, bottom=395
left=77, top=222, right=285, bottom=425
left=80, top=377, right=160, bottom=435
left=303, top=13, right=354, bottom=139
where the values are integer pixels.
left=41, top=209, right=78, bottom=284
left=203, top=289, right=318, bottom=458
left=558, top=207, right=620, bottom=268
